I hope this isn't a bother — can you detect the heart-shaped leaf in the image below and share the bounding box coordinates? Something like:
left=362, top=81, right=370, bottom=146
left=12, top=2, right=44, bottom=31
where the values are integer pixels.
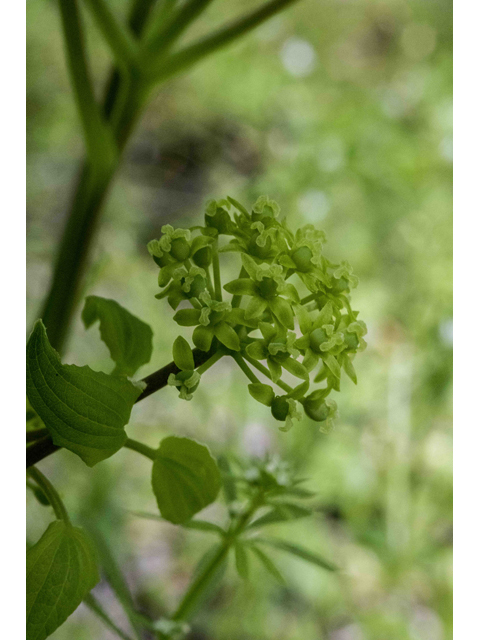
left=151, top=436, right=221, bottom=524
left=26, top=320, right=142, bottom=466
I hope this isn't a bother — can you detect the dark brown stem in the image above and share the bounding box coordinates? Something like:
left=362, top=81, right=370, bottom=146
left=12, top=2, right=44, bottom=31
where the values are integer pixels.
left=26, top=346, right=215, bottom=468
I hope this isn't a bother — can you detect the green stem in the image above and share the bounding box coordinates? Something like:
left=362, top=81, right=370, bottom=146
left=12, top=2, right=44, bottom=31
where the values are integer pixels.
left=300, top=293, right=316, bottom=305
left=147, top=0, right=301, bottom=83
left=39, top=0, right=300, bottom=352
left=196, top=350, right=224, bottom=375
left=231, top=266, right=248, bottom=308
left=27, top=467, right=71, bottom=524
left=243, top=354, right=293, bottom=393
left=84, top=593, right=134, bottom=640
left=211, top=238, right=223, bottom=301
left=124, top=438, right=157, bottom=461
left=232, top=353, right=260, bottom=384
left=58, top=0, right=117, bottom=168
left=83, top=0, right=141, bottom=69
left=143, top=0, right=214, bottom=57
left=205, top=268, right=216, bottom=299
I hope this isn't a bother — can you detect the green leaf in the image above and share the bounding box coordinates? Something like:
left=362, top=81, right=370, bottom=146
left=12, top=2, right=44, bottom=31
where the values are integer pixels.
left=323, top=354, right=342, bottom=379
left=26, top=521, right=99, bottom=640
left=82, top=296, right=153, bottom=377
left=26, top=321, right=142, bottom=467
left=255, top=537, right=337, bottom=571
left=234, top=542, right=250, bottom=580
left=129, top=511, right=225, bottom=535
left=213, top=322, right=240, bottom=351
left=173, top=308, right=202, bottom=326
left=151, top=436, right=222, bottom=524
left=223, top=278, right=257, bottom=296
left=248, top=383, right=274, bottom=406
left=269, top=297, right=294, bottom=329
left=192, top=324, right=214, bottom=351
left=342, top=353, right=357, bottom=384
left=217, top=455, right=237, bottom=504
left=247, top=503, right=312, bottom=529
left=84, top=529, right=143, bottom=640
left=250, top=545, right=285, bottom=584
left=172, top=336, right=195, bottom=370
left=282, top=357, right=308, bottom=380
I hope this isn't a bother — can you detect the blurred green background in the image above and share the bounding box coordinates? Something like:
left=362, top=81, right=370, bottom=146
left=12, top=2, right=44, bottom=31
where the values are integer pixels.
left=27, top=0, right=452, bottom=638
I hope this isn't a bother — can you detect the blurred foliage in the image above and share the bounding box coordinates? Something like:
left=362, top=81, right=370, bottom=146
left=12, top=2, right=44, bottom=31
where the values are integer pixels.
left=27, top=0, right=452, bottom=639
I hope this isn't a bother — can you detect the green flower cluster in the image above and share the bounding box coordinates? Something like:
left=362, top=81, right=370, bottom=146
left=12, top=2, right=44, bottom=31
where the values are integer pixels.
left=148, top=196, right=367, bottom=433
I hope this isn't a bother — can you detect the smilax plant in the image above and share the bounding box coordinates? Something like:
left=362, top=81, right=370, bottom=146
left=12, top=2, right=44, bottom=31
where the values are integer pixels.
left=27, top=196, right=366, bottom=639
left=27, top=0, right=367, bottom=638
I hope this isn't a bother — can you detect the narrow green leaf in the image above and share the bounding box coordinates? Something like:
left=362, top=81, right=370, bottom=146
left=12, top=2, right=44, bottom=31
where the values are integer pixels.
left=255, top=537, right=337, bottom=571
left=192, top=324, right=215, bottom=351
left=323, top=354, right=342, bottom=379
left=217, top=455, right=237, bottom=504
left=223, top=278, right=257, bottom=296
left=129, top=511, right=225, bottom=535
left=172, top=336, right=195, bottom=371
left=173, top=308, right=202, bottom=326
left=234, top=542, right=250, bottom=580
left=88, top=530, right=144, bottom=640
left=213, top=322, right=240, bottom=351
left=247, top=503, right=312, bottom=529
left=27, top=521, right=99, bottom=640
left=250, top=545, right=286, bottom=584
left=342, top=353, right=357, bottom=384
left=82, top=296, right=153, bottom=376
left=248, top=383, right=274, bottom=406
left=282, top=357, right=308, bottom=380
left=269, top=297, right=294, bottom=329
left=26, top=321, right=142, bottom=466
left=151, top=436, right=222, bottom=524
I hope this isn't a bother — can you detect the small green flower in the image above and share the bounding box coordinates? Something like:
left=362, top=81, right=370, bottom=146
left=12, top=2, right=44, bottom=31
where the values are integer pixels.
left=173, top=293, right=252, bottom=352
left=303, top=392, right=338, bottom=433
left=224, top=254, right=299, bottom=329
left=252, top=195, right=280, bottom=220
left=168, top=370, right=200, bottom=400
left=270, top=395, right=302, bottom=432
left=329, top=260, right=359, bottom=294
left=245, top=322, right=307, bottom=383
left=169, top=336, right=199, bottom=400
left=155, top=265, right=207, bottom=309
left=148, top=226, right=213, bottom=287
left=205, top=199, right=234, bottom=235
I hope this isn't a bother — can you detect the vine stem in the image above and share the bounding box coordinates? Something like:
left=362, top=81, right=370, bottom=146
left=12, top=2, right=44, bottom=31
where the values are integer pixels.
left=242, top=354, right=293, bottom=394
left=124, top=438, right=156, bottom=461
left=211, top=238, right=223, bottom=301
left=196, top=350, right=224, bottom=375
left=26, top=346, right=216, bottom=468
left=232, top=353, right=260, bottom=384
left=27, top=467, right=71, bottom=524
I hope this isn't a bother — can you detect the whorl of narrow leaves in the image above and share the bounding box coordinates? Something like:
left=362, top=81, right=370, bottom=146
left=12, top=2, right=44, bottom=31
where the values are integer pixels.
left=26, top=521, right=99, bottom=640
left=82, top=295, right=153, bottom=376
left=151, top=436, right=222, bottom=524
left=26, top=321, right=143, bottom=466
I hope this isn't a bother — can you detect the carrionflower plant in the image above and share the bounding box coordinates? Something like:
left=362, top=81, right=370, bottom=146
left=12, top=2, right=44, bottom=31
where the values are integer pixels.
left=148, top=196, right=367, bottom=431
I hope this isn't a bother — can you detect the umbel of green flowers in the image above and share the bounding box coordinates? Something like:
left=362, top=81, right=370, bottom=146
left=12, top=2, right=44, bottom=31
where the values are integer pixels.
left=148, top=196, right=367, bottom=433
